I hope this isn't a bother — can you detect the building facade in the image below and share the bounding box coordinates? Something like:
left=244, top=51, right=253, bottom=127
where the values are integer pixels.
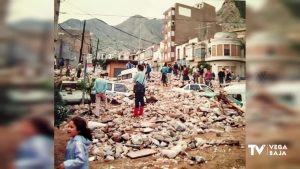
left=162, top=2, right=221, bottom=63
left=207, top=32, right=245, bottom=77
left=174, top=32, right=246, bottom=77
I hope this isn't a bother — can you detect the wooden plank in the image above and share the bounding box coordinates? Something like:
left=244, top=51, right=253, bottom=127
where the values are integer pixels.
left=127, top=149, right=156, bottom=159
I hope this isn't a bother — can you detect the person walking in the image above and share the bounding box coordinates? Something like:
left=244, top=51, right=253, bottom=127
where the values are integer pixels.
left=145, top=63, right=152, bottom=80
left=225, top=69, right=232, bottom=84
left=204, top=68, right=213, bottom=87
left=218, top=68, right=226, bottom=87
left=61, top=116, right=92, bottom=169
left=133, top=64, right=146, bottom=117
left=160, top=63, right=169, bottom=87
left=173, top=62, right=179, bottom=77
left=167, top=64, right=173, bottom=85
left=182, top=65, right=189, bottom=83
left=192, top=67, right=199, bottom=84
left=126, top=61, right=133, bottom=69
left=92, top=74, right=108, bottom=116
left=178, top=64, right=183, bottom=80
left=198, top=66, right=204, bottom=84
left=76, top=62, right=83, bottom=78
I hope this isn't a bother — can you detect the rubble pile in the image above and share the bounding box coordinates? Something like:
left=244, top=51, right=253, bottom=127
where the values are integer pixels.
left=59, top=72, right=245, bottom=163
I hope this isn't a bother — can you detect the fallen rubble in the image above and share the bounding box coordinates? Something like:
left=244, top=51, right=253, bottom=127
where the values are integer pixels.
left=58, top=71, right=245, bottom=163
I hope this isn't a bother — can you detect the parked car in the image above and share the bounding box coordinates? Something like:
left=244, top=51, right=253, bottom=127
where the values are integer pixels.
left=171, top=83, right=216, bottom=97
left=90, top=81, right=133, bottom=103
left=117, top=68, right=138, bottom=81
left=58, top=81, right=91, bottom=104
left=223, top=83, right=246, bottom=107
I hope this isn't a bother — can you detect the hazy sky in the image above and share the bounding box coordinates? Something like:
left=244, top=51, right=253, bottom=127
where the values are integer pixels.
left=7, top=0, right=265, bottom=25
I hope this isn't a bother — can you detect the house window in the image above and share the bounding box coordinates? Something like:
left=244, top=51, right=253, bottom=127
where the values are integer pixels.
left=237, top=46, right=241, bottom=56
left=201, top=48, right=206, bottom=57
left=212, top=45, right=216, bottom=56
left=217, top=44, right=222, bottom=56
left=224, top=44, right=230, bottom=56
left=194, top=48, right=201, bottom=57
left=231, top=44, right=237, bottom=56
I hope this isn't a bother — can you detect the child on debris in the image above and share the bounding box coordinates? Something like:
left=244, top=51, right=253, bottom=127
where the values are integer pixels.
left=133, top=64, right=146, bottom=117
left=60, top=116, right=92, bottom=169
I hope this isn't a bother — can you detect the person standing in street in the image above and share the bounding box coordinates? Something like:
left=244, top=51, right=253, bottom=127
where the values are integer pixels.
left=145, top=63, right=152, bottom=80
left=182, top=65, right=189, bottom=83
left=92, top=74, right=108, bottom=116
left=167, top=64, right=173, bottom=85
left=218, top=68, right=225, bottom=87
left=133, top=64, right=146, bottom=117
left=160, top=63, right=169, bottom=87
left=173, top=62, right=179, bottom=77
left=126, top=61, right=133, bottom=69
left=225, top=69, right=232, bottom=84
left=198, top=66, right=204, bottom=84
left=76, top=62, right=83, bottom=78
left=192, top=67, right=199, bottom=84
left=204, top=68, right=213, bottom=87
left=178, top=63, right=183, bottom=80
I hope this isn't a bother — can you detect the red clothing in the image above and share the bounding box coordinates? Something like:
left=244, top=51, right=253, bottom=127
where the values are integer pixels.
left=204, top=71, right=213, bottom=81
left=183, top=69, right=189, bottom=76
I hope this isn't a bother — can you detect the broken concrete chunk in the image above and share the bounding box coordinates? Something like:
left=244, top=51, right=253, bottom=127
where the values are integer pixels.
left=141, top=127, right=154, bottom=134
left=131, top=134, right=143, bottom=145
left=88, top=121, right=107, bottom=130
left=127, top=149, right=156, bottom=159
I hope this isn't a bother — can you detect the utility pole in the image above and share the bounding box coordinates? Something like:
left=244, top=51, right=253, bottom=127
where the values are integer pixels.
left=81, top=56, right=87, bottom=104
left=138, top=22, right=142, bottom=63
left=93, top=39, right=99, bottom=73
left=79, top=20, right=86, bottom=63
left=59, top=39, right=63, bottom=76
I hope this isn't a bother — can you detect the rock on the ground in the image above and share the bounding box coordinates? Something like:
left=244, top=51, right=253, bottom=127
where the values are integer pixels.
left=131, top=134, right=143, bottom=145
left=88, top=121, right=107, bottom=130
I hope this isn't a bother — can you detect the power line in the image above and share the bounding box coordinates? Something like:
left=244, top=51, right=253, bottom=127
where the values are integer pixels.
left=60, top=11, right=245, bottom=24
left=62, top=0, right=160, bottom=44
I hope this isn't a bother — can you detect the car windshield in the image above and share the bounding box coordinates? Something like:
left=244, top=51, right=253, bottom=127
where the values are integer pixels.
left=107, top=83, right=112, bottom=91
left=201, top=85, right=213, bottom=92
left=190, top=85, right=200, bottom=91
left=183, top=85, right=189, bottom=90
left=114, top=84, right=128, bottom=92
left=61, top=83, right=80, bottom=91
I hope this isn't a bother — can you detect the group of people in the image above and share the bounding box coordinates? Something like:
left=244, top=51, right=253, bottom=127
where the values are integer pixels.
left=217, top=68, right=234, bottom=87
left=160, top=63, right=190, bottom=87
left=93, top=63, right=146, bottom=118
left=160, top=62, right=217, bottom=87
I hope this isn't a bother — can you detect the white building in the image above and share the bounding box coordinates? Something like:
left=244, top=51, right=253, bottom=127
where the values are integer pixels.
left=207, top=32, right=245, bottom=77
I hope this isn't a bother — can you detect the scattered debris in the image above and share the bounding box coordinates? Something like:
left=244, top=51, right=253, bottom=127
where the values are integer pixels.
left=127, top=149, right=157, bottom=159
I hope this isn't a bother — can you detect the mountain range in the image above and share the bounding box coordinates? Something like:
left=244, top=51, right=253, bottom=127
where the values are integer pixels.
left=59, top=15, right=163, bottom=55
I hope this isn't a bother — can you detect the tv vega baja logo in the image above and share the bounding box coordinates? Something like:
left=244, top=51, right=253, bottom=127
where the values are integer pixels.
left=248, top=144, right=287, bottom=156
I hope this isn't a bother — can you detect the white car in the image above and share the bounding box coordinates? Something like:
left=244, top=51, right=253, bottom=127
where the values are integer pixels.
left=91, top=81, right=133, bottom=102
left=58, top=81, right=91, bottom=104
left=171, top=84, right=216, bottom=97
left=223, top=83, right=246, bottom=107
